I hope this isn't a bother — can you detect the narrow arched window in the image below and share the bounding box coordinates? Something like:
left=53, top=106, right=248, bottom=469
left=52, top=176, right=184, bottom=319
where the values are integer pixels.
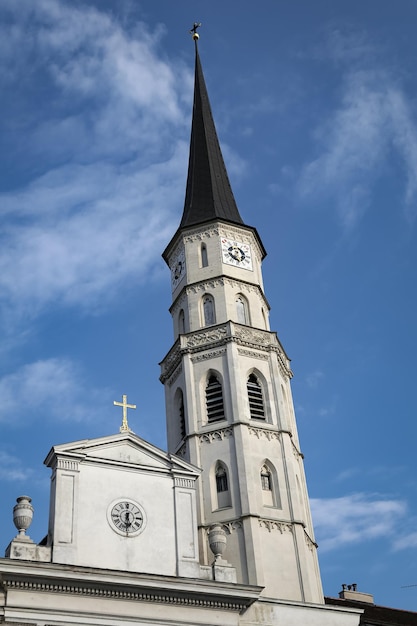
left=206, top=375, right=225, bottom=422
left=236, top=294, right=249, bottom=325
left=216, top=465, right=228, bottom=492
left=215, top=462, right=231, bottom=508
left=202, top=294, right=215, bottom=326
left=261, top=465, right=272, bottom=491
left=178, top=309, right=185, bottom=334
left=201, top=243, right=208, bottom=267
left=247, top=373, right=265, bottom=420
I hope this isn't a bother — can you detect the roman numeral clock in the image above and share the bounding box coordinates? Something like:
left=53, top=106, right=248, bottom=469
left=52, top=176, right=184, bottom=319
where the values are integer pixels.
left=221, top=238, right=253, bottom=270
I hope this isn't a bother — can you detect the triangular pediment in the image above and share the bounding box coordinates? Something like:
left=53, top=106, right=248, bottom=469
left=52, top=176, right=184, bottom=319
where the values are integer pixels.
left=44, top=431, right=200, bottom=477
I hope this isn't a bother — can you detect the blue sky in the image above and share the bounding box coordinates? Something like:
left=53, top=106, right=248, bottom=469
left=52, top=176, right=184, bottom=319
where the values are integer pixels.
left=1, top=0, right=417, bottom=611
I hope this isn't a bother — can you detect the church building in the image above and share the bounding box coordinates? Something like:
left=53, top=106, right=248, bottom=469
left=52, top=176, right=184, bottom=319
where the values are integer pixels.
left=0, top=31, right=364, bottom=626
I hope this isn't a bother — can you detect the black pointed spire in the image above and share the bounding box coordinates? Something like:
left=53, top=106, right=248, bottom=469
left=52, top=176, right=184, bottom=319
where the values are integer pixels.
left=180, top=40, right=244, bottom=229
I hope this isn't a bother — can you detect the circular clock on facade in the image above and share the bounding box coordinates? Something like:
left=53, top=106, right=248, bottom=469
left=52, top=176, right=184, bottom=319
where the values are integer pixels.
left=221, top=238, right=253, bottom=270
left=171, top=247, right=186, bottom=289
left=107, top=499, right=146, bottom=537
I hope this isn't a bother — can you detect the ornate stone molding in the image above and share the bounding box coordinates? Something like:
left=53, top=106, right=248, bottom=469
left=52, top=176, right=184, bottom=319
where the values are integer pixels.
left=222, top=520, right=243, bottom=534
left=202, top=520, right=243, bottom=535
left=237, top=348, right=269, bottom=360
left=234, top=326, right=270, bottom=346
left=167, top=363, right=182, bottom=387
left=57, top=458, right=80, bottom=472
left=191, top=348, right=226, bottom=363
left=2, top=579, right=248, bottom=611
left=160, top=342, right=181, bottom=383
left=174, top=477, right=195, bottom=489
left=198, top=427, right=233, bottom=444
left=248, top=427, right=280, bottom=441
left=186, top=326, right=228, bottom=348
left=186, top=278, right=225, bottom=294
left=184, top=225, right=220, bottom=243
left=160, top=321, right=293, bottom=381
left=258, top=519, right=293, bottom=534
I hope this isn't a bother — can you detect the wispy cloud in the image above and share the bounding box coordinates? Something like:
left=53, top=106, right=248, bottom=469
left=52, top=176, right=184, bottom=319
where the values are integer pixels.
left=0, top=450, right=35, bottom=482
left=393, top=532, right=417, bottom=552
left=306, top=369, right=324, bottom=389
left=0, top=358, right=109, bottom=423
left=0, top=0, right=192, bottom=327
left=298, top=29, right=417, bottom=229
left=311, top=493, right=406, bottom=552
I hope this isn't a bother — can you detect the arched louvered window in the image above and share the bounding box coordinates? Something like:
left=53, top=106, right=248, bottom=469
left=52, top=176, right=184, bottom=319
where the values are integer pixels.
left=201, top=243, right=208, bottom=267
left=206, top=375, right=225, bottom=422
left=247, top=373, right=265, bottom=420
left=202, top=294, right=215, bottom=326
left=215, top=461, right=232, bottom=509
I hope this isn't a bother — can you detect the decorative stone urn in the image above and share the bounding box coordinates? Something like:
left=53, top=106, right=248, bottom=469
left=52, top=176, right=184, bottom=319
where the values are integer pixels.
left=13, top=496, right=34, bottom=537
left=208, top=524, right=227, bottom=562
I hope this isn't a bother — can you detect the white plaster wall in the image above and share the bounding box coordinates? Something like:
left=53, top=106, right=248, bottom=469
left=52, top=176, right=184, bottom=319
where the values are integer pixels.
left=52, top=463, right=178, bottom=575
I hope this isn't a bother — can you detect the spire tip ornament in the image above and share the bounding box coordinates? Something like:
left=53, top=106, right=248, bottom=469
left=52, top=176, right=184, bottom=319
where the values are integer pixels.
left=190, top=22, right=201, bottom=41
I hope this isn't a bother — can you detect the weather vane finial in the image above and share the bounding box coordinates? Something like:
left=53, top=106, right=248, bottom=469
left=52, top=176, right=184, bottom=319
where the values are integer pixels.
left=190, top=22, right=202, bottom=41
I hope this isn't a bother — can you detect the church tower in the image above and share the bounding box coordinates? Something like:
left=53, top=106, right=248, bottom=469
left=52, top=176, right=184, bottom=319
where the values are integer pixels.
left=160, top=35, right=323, bottom=603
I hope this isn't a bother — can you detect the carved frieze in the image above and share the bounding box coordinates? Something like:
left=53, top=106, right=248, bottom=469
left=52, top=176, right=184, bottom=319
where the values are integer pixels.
left=258, top=519, right=293, bottom=534
left=167, top=364, right=182, bottom=387
left=199, top=427, right=233, bottom=444
left=57, top=458, right=80, bottom=471
left=186, top=278, right=225, bottom=294
left=174, top=477, right=195, bottom=489
left=186, top=326, right=228, bottom=348
left=234, top=326, right=270, bottom=346
left=2, top=579, right=248, bottom=611
left=202, top=519, right=242, bottom=535
left=248, top=427, right=280, bottom=441
left=191, top=349, right=226, bottom=362
left=184, top=226, right=219, bottom=242
left=237, top=348, right=269, bottom=360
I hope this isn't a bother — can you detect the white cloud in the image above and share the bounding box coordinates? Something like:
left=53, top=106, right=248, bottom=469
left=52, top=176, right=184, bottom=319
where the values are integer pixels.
left=306, top=370, right=324, bottom=389
left=0, top=450, right=34, bottom=481
left=0, top=358, right=109, bottom=423
left=311, top=493, right=406, bottom=552
left=298, top=33, right=417, bottom=229
left=0, top=0, right=192, bottom=327
left=393, top=532, right=417, bottom=552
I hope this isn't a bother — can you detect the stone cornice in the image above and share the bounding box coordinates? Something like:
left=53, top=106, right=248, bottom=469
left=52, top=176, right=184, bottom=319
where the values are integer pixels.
left=0, top=559, right=261, bottom=613
left=160, top=322, right=292, bottom=383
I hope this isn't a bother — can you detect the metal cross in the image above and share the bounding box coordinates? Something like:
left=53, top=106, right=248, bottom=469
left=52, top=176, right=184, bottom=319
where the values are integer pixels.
left=190, top=22, right=202, bottom=35
left=113, top=394, right=136, bottom=433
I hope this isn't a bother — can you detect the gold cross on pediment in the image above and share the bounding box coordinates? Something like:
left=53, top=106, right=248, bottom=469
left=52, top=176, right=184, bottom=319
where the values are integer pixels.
left=113, top=394, right=136, bottom=433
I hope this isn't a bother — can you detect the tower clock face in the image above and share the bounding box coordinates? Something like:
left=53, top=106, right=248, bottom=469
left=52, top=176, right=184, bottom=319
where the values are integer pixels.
left=171, top=247, right=186, bottom=289
left=107, top=499, right=146, bottom=536
left=221, top=238, right=253, bottom=270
